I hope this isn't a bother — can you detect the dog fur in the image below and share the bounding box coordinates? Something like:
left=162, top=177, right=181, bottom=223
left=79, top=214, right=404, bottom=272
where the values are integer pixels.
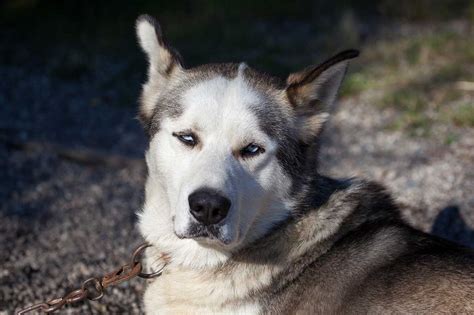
left=135, top=15, right=474, bottom=314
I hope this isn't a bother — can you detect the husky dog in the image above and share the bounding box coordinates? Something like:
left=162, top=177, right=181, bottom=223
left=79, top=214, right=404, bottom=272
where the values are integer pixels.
left=135, top=15, right=474, bottom=314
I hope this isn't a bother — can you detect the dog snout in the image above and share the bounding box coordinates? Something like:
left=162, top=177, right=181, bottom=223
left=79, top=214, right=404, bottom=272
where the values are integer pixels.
left=188, top=188, right=231, bottom=226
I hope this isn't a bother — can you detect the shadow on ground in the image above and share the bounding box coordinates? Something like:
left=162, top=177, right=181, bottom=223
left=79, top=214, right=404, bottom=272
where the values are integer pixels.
left=432, top=206, right=474, bottom=248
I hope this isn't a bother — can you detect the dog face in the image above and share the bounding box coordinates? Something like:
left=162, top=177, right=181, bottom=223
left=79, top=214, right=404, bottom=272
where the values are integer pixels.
left=136, top=15, right=357, bottom=268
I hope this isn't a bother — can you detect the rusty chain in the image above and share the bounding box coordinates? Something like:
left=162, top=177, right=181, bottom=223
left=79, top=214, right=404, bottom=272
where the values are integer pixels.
left=17, top=243, right=167, bottom=314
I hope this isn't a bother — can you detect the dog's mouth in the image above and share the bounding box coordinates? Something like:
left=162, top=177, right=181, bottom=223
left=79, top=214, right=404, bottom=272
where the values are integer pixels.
left=175, top=223, right=232, bottom=245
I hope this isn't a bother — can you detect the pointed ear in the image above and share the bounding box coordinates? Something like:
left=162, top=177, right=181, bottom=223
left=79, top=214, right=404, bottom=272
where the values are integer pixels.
left=286, top=50, right=359, bottom=142
left=136, top=15, right=183, bottom=125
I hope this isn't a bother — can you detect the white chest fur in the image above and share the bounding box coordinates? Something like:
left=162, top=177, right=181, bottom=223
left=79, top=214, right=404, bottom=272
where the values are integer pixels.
left=143, top=268, right=262, bottom=315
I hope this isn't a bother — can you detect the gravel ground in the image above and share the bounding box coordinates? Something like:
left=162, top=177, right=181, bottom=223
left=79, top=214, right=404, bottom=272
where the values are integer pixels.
left=1, top=63, right=147, bottom=314
left=1, top=55, right=473, bottom=314
left=321, top=97, right=474, bottom=242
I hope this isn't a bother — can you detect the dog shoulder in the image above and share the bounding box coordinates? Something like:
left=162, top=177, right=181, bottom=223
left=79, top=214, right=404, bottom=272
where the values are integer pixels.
left=338, top=223, right=474, bottom=313
left=307, top=176, right=402, bottom=224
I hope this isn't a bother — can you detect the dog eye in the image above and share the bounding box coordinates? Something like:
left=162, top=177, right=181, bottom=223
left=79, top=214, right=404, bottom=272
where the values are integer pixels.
left=173, top=132, right=197, bottom=147
left=240, top=143, right=264, bottom=158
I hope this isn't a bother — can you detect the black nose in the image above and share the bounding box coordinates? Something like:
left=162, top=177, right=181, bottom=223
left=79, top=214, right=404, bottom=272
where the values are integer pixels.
left=188, top=188, right=231, bottom=226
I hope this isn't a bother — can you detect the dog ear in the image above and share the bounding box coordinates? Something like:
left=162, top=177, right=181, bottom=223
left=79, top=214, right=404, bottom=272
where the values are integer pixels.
left=286, top=50, right=359, bottom=142
left=136, top=15, right=183, bottom=126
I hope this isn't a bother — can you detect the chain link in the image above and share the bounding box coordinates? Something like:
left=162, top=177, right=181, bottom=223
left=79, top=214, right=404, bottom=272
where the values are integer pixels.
left=17, top=243, right=166, bottom=314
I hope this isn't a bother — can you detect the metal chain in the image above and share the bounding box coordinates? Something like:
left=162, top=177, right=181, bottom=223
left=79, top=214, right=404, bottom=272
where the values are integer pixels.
left=17, top=243, right=166, bottom=314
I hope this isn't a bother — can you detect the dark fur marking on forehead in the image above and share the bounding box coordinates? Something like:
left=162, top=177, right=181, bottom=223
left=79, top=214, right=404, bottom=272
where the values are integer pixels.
left=146, top=63, right=287, bottom=136
left=187, top=63, right=286, bottom=94
left=189, top=63, right=240, bottom=79
left=146, top=63, right=241, bottom=136
left=243, top=66, right=287, bottom=91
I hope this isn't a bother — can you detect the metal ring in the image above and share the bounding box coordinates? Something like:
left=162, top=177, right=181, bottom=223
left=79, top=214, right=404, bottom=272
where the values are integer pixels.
left=16, top=302, right=50, bottom=315
left=43, top=297, right=68, bottom=313
left=131, top=243, right=167, bottom=279
left=138, top=263, right=166, bottom=279
left=131, top=243, right=152, bottom=264
left=82, top=277, right=104, bottom=301
left=64, top=288, right=86, bottom=304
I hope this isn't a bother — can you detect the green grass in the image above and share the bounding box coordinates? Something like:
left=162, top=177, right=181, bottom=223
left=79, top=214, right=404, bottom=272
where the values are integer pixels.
left=342, top=25, right=474, bottom=135
left=381, top=89, right=426, bottom=112
left=389, top=112, right=433, bottom=137
left=449, top=102, right=474, bottom=127
left=382, top=89, right=432, bottom=137
left=341, top=72, right=375, bottom=96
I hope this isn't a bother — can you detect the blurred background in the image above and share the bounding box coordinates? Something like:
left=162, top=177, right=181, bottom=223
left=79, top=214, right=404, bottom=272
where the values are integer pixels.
left=1, top=0, right=473, bottom=313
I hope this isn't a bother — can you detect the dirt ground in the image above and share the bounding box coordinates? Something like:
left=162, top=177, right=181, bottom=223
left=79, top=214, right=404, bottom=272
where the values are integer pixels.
left=1, top=20, right=474, bottom=315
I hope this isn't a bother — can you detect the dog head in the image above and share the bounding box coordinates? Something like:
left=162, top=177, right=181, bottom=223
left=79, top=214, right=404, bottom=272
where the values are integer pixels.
left=136, top=15, right=358, bottom=268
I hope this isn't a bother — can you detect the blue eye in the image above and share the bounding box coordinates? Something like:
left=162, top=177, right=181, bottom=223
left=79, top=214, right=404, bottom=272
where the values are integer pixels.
left=241, top=143, right=264, bottom=157
left=173, top=132, right=197, bottom=147
left=180, top=135, right=194, bottom=142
